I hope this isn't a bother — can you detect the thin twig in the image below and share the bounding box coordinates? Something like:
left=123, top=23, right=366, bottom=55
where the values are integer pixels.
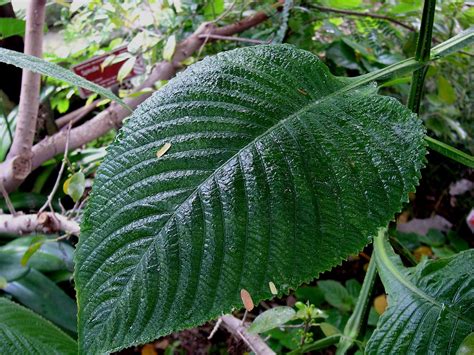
left=0, top=181, right=16, bottom=215
left=38, top=122, right=72, bottom=214
left=310, top=4, right=416, bottom=32
left=208, top=318, right=223, bottom=339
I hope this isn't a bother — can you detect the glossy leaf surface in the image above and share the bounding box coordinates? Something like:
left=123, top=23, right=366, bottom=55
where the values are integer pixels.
left=0, top=298, right=76, bottom=354
left=368, top=233, right=474, bottom=354
left=76, top=45, right=426, bottom=353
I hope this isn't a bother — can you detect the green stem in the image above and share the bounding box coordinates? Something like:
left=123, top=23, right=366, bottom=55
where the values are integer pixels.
left=289, top=334, right=341, bottom=354
left=336, top=241, right=378, bottom=354
left=408, top=0, right=437, bottom=113
left=342, top=28, right=473, bottom=93
left=424, top=136, right=474, bottom=168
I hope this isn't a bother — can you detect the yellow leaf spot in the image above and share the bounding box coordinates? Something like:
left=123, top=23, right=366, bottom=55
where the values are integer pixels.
left=156, top=143, right=171, bottom=158
left=374, top=294, right=387, bottom=315
left=240, top=289, right=254, bottom=311
left=141, top=344, right=157, bottom=355
left=269, top=281, right=278, bottom=295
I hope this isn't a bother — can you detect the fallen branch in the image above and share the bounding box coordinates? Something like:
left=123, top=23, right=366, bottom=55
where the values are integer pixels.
left=0, top=5, right=278, bottom=193
left=220, top=315, right=276, bottom=355
left=0, top=212, right=80, bottom=236
left=4, top=0, right=46, bottom=187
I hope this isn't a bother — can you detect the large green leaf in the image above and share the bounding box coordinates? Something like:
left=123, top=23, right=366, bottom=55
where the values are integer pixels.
left=0, top=298, right=77, bottom=354
left=0, top=48, right=128, bottom=109
left=76, top=44, right=426, bottom=353
left=367, top=232, right=474, bottom=354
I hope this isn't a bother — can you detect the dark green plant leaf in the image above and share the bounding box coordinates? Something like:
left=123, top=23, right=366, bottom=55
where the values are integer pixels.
left=76, top=44, right=425, bottom=353
left=248, top=306, right=296, bottom=334
left=0, top=48, right=128, bottom=109
left=4, top=269, right=77, bottom=333
left=318, top=280, right=353, bottom=312
left=368, top=233, right=474, bottom=354
left=0, top=298, right=76, bottom=354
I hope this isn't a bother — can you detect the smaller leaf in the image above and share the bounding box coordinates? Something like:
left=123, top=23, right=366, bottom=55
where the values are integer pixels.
left=324, top=0, right=362, bottom=10
left=156, top=142, right=171, bottom=158
left=320, top=322, right=340, bottom=337
left=20, top=240, right=45, bottom=267
left=240, top=289, right=254, bottom=312
left=163, top=35, right=176, bottom=62
left=0, top=18, right=25, bottom=39
left=457, top=333, right=474, bottom=355
left=0, top=298, right=77, bottom=354
left=64, top=171, right=85, bottom=202
left=0, top=276, right=7, bottom=289
left=4, top=270, right=77, bottom=332
left=437, top=76, right=456, bottom=105
left=420, top=229, right=445, bottom=247
left=128, top=32, right=145, bottom=54
left=248, top=306, right=295, bottom=334
left=203, top=0, right=224, bottom=19
left=117, top=56, right=136, bottom=83
left=100, top=54, right=116, bottom=71
left=318, top=280, right=353, bottom=312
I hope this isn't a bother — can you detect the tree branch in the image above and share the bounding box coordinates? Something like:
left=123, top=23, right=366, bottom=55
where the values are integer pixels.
left=0, top=212, right=80, bottom=236
left=0, top=6, right=276, bottom=193
left=220, top=315, right=276, bottom=355
left=311, top=4, right=416, bottom=32
left=4, top=0, right=46, bottom=185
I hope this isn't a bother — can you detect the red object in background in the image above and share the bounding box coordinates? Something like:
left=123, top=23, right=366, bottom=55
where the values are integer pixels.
left=72, top=46, right=145, bottom=98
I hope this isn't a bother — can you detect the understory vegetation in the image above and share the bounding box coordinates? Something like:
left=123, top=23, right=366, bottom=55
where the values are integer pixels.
left=0, top=0, right=473, bottom=354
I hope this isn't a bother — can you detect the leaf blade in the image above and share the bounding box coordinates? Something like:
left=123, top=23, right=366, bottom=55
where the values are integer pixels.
left=0, top=47, right=128, bottom=109
left=76, top=45, right=426, bottom=353
left=0, top=298, right=77, bottom=354
left=368, top=232, right=474, bottom=354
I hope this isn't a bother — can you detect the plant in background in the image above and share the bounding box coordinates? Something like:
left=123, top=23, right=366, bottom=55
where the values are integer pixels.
left=0, top=0, right=473, bottom=354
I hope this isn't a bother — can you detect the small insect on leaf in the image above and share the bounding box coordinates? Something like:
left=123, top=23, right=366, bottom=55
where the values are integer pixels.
left=297, top=88, right=308, bottom=95
left=269, top=281, right=278, bottom=295
left=156, top=143, right=172, bottom=158
left=240, top=289, right=254, bottom=311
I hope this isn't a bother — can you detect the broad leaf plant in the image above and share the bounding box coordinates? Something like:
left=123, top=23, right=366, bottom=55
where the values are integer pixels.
left=0, top=1, right=473, bottom=354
